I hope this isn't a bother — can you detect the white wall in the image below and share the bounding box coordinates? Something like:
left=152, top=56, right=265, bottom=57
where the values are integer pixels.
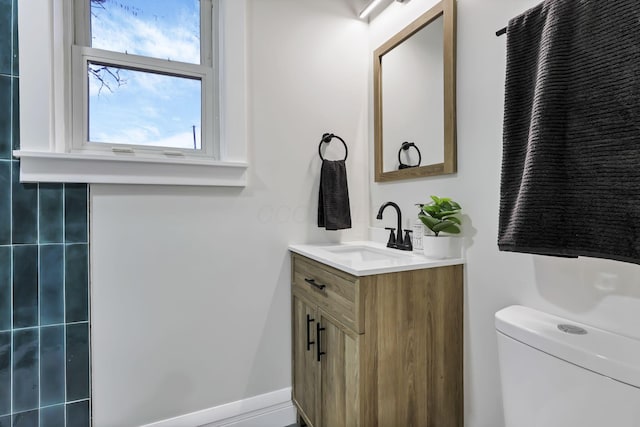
left=90, top=1, right=369, bottom=426
left=90, top=0, right=640, bottom=426
left=370, top=0, right=640, bottom=426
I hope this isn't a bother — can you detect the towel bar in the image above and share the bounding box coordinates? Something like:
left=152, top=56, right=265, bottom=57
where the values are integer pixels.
left=318, top=133, right=348, bottom=161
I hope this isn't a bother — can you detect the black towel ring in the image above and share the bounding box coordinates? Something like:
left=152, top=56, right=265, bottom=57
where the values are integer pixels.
left=318, top=133, right=348, bottom=161
left=398, top=141, right=422, bottom=169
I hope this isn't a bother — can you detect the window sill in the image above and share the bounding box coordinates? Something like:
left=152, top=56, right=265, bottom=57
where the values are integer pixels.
left=13, top=150, right=248, bottom=186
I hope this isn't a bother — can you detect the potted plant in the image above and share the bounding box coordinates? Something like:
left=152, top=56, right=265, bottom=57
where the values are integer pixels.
left=419, top=195, right=463, bottom=259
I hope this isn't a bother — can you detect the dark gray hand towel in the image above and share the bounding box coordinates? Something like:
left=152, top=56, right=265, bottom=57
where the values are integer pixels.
left=498, top=0, right=640, bottom=264
left=318, top=159, right=352, bottom=230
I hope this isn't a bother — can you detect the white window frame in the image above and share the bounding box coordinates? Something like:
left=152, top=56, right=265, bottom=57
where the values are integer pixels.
left=15, top=0, right=248, bottom=186
left=72, top=47, right=216, bottom=158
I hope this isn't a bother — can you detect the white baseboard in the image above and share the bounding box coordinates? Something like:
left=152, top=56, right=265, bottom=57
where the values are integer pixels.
left=141, top=387, right=296, bottom=427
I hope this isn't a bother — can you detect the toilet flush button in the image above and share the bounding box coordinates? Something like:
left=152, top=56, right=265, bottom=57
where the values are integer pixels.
left=558, top=324, right=588, bottom=335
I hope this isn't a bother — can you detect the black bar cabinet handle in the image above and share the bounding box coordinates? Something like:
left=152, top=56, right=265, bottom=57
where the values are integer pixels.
left=304, top=278, right=326, bottom=291
left=316, top=323, right=326, bottom=361
left=306, top=314, right=315, bottom=351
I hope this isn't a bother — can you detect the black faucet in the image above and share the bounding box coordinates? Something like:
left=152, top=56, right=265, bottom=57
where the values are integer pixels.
left=376, top=202, right=412, bottom=251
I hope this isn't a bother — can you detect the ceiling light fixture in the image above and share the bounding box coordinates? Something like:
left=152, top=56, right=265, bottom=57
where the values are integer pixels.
left=358, top=0, right=385, bottom=19
left=359, top=0, right=409, bottom=20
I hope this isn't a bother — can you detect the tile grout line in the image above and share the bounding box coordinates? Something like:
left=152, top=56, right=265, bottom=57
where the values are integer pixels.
left=9, top=0, right=14, bottom=421
left=0, top=242, right=88, bottom=248
left=0, top=320, right=89, bottom=335
left=86, top=185, right=92, bottom=427
left=37, top=180, right=41, bottom=427
left=63, top=183, right=68, bottom=427
left=9, top=399, right=89, bottom=416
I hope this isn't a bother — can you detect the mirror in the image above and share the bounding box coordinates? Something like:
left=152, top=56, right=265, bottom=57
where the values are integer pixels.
left=374, top=0, right=456, bottom=182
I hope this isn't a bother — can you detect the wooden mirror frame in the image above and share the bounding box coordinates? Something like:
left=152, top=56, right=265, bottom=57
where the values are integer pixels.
left=374, top=0, right=457, bottom=182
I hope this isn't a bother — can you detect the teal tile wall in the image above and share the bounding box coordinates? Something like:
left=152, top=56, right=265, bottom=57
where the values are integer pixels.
left=0, top=0, right=91, bottom=425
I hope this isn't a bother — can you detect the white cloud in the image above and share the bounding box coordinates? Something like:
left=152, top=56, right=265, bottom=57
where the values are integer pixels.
left=148, top=131, right=201, bottom=149
left=91, top=2, right=200, bottom=64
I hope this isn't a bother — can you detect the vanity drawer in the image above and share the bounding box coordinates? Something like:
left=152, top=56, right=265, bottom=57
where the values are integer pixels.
left=292, top=254, right=361, bottom=333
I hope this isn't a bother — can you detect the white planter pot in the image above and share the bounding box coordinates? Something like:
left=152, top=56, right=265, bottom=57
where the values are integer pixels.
left=422, top=236, right=461, bottom=259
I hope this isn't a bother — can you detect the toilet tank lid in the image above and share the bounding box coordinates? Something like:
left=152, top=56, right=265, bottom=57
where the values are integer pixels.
left=495, top=305, right=640, bottom=389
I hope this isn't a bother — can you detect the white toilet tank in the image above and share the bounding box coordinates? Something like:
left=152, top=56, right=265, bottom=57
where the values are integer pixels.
left=495, top=305, right=640, bottom=427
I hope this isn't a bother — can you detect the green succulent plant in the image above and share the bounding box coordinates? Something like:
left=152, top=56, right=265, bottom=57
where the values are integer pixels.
left=419, top=195, right=462, bottom=237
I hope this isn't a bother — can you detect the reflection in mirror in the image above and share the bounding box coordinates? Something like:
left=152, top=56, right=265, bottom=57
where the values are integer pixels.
left=397, top=142, right=423, bottom=169
left=382, top=16, right=443, bottom=172
left=374, top=0, right=456, bottom=182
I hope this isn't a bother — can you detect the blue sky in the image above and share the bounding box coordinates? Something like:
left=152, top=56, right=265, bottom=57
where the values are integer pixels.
left=89, top=0, right=203, bottom=150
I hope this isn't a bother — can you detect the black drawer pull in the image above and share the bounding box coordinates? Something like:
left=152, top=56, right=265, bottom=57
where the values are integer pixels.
left=317, top=323, right=326, bottom=361
left=306, top=314, right=315, bottom=351
left=304, top=278, right=326, bottom=291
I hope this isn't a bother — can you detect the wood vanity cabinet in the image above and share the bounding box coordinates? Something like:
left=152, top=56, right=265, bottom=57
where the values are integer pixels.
left=290, top=253, right=463, bottom=427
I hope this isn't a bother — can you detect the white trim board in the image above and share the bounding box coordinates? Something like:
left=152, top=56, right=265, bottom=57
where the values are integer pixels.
left=141, top=388, right=296, bottom=427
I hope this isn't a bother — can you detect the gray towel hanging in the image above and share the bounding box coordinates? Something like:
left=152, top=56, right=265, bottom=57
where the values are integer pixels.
left=498, top=0, right=640, bottom=264
left=317, top=133, right=352, bottom=230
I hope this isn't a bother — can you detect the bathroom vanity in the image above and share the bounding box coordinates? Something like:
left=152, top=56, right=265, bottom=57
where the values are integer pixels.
left=289, top=242, right=463, bottom=427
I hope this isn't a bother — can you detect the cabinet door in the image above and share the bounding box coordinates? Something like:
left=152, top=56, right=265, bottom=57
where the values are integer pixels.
left=318, top=312, right=360, bottom=427
left=292, top=293, right=318, bottom=426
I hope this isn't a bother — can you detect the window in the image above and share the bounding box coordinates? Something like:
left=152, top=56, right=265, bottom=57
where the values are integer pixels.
left=16, top=0, right=247, bottom=186
left=73, top=0, right=216, bottom=156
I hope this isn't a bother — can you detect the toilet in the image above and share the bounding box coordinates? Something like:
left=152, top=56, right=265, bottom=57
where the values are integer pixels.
left=495, top=305, right=640, bottom=426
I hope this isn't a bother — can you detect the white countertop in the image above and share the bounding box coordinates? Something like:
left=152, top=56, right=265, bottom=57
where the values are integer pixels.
left=289, top=241, right=464, bottom=277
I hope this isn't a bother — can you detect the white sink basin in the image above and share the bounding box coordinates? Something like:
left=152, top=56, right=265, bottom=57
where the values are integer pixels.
left=289, top=241, right=463, bottom=276
left=322, top=245, right=410, bottom=263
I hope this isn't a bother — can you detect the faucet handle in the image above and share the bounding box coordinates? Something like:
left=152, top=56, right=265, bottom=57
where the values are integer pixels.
left=402, top=230, right=413, bottom=250
left=384, top=227, right=397, bottom=247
